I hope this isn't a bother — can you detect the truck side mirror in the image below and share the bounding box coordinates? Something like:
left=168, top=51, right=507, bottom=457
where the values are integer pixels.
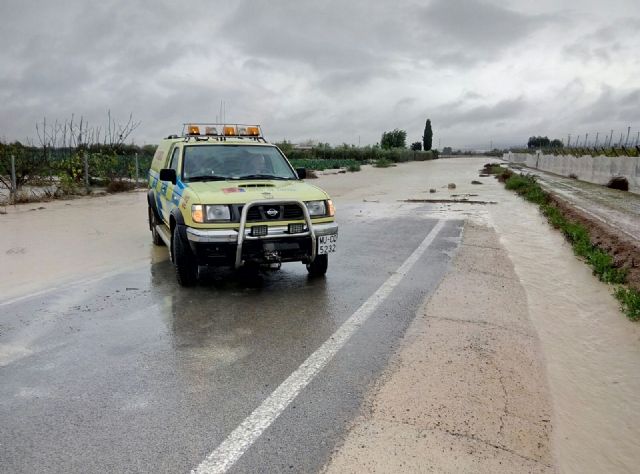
left=159, top=168, right=177, bottom=185
left=296, top=168, right=307, bottom=179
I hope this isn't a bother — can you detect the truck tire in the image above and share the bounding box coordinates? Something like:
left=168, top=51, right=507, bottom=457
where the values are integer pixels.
left=173, top=229, right=198, bottom=287
left=306, top=254, right=328, bottom=277
left=148, top=206, right=165, bottom=246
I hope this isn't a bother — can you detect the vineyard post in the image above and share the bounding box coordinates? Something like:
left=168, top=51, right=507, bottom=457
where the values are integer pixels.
left=84, top=151, right=89, bottom=192
left=135, top=152, right=139, bottom=187
left=625, top=126, right=631, bottom=146
left=10, top=154, right=16, bottom=204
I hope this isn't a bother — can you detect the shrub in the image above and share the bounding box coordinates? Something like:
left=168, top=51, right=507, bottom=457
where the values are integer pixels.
left=374, top=158, right=393, bottom=168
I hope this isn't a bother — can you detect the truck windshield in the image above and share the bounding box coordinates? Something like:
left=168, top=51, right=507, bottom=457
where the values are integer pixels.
left=182, top=145, right=298, bottom=181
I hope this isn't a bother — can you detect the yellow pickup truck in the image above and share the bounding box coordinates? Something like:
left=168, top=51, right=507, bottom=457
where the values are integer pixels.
left=147, top=123, right=338, bottom=286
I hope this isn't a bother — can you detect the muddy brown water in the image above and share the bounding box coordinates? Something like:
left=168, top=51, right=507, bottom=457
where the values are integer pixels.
left=488, top=189, right=640, bottom=473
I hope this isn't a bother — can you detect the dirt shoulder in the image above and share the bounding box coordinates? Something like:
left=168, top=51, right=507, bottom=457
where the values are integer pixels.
left=324, top=222, right=555, bottom=473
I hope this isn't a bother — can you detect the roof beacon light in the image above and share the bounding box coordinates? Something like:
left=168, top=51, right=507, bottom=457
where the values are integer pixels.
left=245, top=126, right=260, bottom=136
left=188, top=125, right=200, bottom=136
left=223, top=125, right=237, bottom=136
left=205, top=126, right=218, bottom=136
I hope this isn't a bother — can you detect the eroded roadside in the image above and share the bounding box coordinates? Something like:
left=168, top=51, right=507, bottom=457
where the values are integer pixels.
left=324, top=222, right=555, bottom=473
left=319, top=158, right=640, bottom=473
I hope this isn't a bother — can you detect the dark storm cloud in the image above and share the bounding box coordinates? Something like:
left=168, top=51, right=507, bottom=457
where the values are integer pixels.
left=563, top=19, right=639, bottom=63
left=315, top=66, right=399, bottom=94
left=576, top=86, right=640, bottom=125
left=0, top=0, right=639, bottom=147
left=435, top=97, right=527, bottom=127
left=418, top=0, right=550, bottom=63
left=219, top=0, right=549, bottom=77
left=218, top=1, right=412, bottom=68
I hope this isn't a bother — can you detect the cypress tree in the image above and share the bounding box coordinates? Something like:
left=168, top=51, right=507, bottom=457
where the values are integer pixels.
left=423, top=119, right=433, bottom=151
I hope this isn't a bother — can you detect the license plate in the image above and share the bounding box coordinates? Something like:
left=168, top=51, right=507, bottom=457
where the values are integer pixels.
left=318, top=234, right=337, bottom=254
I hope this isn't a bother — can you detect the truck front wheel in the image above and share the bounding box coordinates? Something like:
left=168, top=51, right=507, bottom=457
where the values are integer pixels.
left=306, top=254, right=328, bottom=277
left=173, top=229, right=198, bottom=287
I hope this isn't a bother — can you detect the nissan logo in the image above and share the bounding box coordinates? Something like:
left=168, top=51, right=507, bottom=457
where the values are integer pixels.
left=266, top=208, right=279, bottom=217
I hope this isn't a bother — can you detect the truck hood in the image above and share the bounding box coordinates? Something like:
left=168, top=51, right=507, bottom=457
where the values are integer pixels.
left=185, top=179, right=330, bottom=204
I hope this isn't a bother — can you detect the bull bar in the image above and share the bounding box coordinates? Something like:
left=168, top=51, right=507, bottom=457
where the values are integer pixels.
left=184, top=199, right=338, bottom=269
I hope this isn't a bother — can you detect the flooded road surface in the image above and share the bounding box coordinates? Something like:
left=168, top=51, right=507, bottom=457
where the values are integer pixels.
left=0, top=201, right=462, bottom=472
left=2, top=159, right=640, bottom=473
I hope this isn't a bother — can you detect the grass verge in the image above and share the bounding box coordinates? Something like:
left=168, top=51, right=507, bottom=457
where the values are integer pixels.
left=491, top=166, right=640, bottom=321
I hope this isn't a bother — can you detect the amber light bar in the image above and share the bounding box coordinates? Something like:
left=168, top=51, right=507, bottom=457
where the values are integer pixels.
left=182, top=123, right=262, bottom=138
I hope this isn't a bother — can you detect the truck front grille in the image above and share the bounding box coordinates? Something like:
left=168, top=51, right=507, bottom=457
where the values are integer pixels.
left=235, top=204, right=304, bottom=222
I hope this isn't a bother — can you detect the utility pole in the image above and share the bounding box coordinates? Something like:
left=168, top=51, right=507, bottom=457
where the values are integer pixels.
left=594, top=132, right=599, bottom=148
left=585, top=133, right=589, bottom=147
left=567, top=134, right=571, bottom=147
left=636, top=131, right=640, bottom=146
left=608, top=129, right=614, bottom=147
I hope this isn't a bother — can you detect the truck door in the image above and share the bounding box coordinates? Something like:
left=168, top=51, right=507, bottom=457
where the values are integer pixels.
left=159, top=146, right=181, bottom=224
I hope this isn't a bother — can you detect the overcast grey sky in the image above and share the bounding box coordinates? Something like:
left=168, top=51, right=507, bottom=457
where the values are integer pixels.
left=1, top=0, right=638, bottom=149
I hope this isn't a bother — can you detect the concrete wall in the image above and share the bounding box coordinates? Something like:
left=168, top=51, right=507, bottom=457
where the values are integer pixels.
left=504, top=151, right=640, bottom=193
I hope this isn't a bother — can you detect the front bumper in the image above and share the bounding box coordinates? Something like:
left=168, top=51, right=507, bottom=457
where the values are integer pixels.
left=185, top=199, right=338, bottom=268
left=186, top=222, right=338, bottom=243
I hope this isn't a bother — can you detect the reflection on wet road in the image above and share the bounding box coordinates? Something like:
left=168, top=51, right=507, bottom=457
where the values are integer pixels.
left=0, top=213, right=462, bottom=473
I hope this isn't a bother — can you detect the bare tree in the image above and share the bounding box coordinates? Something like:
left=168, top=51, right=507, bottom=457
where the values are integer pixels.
left=105, top=110, right=140, bottom=147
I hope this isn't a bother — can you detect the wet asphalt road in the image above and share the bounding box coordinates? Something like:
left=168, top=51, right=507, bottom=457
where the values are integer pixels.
left=0, top=207, right=462, bottom=473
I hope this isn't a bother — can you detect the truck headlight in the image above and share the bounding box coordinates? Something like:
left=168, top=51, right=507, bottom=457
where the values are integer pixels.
left=205, top=205, right=231, bottom=222
left=305, top=200, right=326, bottom=216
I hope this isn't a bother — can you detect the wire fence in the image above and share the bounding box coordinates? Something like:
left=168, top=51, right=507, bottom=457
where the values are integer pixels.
left=0, top=143, right=153, bottom=204
left=511, top=145, right=640, bottom=157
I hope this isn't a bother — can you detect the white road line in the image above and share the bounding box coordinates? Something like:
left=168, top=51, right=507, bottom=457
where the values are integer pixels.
left=192, top=219, right=447, bottom=474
